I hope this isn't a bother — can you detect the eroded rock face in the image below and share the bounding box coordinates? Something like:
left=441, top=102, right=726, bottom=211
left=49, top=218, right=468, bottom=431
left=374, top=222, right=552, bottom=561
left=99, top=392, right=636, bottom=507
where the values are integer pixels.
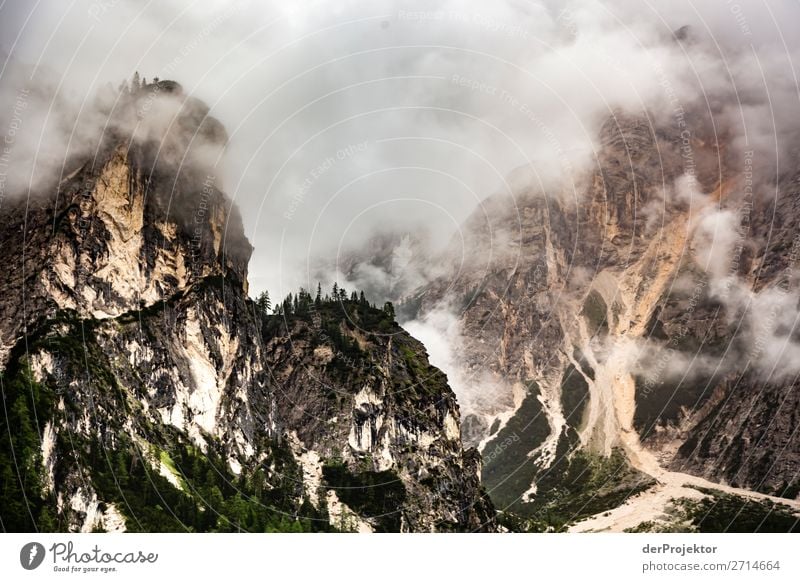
left=407, top=109, right=800, bottom=521
left=413, top=113, right=696, bottom=446
left=644, top=167, right=800, bottom=493
left=0, top=86, right=251, bottom=368
left=261, top=309, right=493, bottom=531
left=16, top=282, right=493, bottom=532
left=0, top=84, right=494, bottom=533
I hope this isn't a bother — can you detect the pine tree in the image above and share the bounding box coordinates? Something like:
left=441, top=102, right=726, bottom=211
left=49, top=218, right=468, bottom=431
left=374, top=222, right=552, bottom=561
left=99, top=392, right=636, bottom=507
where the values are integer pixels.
left=131, top=71, right=140, bottom=92
left=255, top=291, right=271, bottom=315
left=359, top=291, right=367, bottom=305
left=282, top=293, right=293, bottom=316
left=315, top=283, right=322, bottom=307
left=383, top=302, right=395, bottom=319
left=38, top=506, right=57, bottom=532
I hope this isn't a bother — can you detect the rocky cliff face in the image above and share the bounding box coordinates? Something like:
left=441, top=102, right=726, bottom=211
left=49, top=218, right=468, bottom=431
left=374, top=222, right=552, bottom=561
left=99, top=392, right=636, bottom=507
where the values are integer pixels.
left=0, top=81, right=494, bottom=533
left=402, top=110, right=800, bottom=530
left=645, top=165, right=800, bottom=495
left=261, top=299, right=492, bottom=531
left=0, top=79, right=249, bottom=368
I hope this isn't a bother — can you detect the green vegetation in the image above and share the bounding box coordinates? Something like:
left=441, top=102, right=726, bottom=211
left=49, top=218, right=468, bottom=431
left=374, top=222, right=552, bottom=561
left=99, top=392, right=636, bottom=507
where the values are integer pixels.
left=633, top=373, right=713, bottom=437
left=35, top=390, right=334, bottom=535
left=625, top=488, right=800, bottom=533
left=678, top=488, right=799, bottom=533
left=520, top=448, right=654, bottom=531
left=482, top=384, right=551, bottom=512
left=0, top=279, right=462, bottom=533
left=572, top=348, right=595, bottom=381
left=774, top=480, right=800, bottom=500
left=560, top=364, right=589, bottom=435
left=261, top=284, right=396, bottom=348
left=0, top=363, right=58, bottom=532
left=157, top=449, right=187, bottom=491
left=322, top=461, right=406, bottom=532
left=1, top=316, right=330, bottom=533
left=486, top=402, right=655, bottom=535
left=69, top=430, right=328, bottom=533
left=582, top=290, right=608, bottom=336
left=397, top=341, right=449, bottom=398
left=269, top=284, right=373, bottom=319
left=254, top=290, right=271, bottom=316
left=258, top=283, right=448, bottom=404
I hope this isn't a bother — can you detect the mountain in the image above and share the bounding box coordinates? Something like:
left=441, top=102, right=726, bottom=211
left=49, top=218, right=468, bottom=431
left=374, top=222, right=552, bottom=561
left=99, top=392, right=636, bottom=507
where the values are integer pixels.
left=3, top=73, right=798, bottom=535
left=0, top=80, right=494, bottom=533
left=401, top=110, right=800, bottom=531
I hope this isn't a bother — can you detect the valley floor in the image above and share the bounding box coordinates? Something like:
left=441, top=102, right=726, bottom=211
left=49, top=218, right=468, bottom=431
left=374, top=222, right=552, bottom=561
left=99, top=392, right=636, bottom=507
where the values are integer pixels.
left=570, top=467, right=800, bottom=532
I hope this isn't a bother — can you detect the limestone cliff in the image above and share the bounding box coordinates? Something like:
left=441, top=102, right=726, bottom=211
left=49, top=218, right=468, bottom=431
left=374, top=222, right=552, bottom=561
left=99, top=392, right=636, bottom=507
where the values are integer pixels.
left=0, top=81, right=494, bottom=533
left=403, top=110, right=800, bottom=531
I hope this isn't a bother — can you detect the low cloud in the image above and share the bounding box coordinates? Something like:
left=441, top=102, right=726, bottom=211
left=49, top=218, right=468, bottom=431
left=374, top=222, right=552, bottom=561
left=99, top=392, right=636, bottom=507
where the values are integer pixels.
left=4, top=0, right=799, bottom=299
left=403, top=299, right=515, bottom=424
left=3, top=0, right=800, bottom=420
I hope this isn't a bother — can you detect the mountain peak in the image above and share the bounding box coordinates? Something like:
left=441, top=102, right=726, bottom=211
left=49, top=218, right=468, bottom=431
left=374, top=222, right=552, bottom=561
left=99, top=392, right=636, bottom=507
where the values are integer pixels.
left=0, top=84, right=251, bottom=367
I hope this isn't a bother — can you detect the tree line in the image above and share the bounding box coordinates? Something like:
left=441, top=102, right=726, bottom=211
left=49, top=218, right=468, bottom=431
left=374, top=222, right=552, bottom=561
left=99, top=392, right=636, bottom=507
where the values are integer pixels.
left=254, top=283, right=395, bottom=320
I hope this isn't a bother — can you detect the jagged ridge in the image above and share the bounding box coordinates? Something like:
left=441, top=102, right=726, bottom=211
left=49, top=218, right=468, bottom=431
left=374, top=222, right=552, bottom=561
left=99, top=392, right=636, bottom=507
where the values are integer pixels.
left=0, top=81, right=495, bottom=533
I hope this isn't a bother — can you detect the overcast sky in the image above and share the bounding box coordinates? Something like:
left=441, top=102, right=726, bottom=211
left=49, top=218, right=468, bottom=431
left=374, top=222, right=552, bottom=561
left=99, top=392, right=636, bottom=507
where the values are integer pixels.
left=2, top=0, right=800, bottom=299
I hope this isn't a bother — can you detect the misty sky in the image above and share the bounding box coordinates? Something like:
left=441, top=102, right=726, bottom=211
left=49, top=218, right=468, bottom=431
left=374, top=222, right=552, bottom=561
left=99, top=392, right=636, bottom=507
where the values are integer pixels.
left=2, top=0, right=800, bottom=299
